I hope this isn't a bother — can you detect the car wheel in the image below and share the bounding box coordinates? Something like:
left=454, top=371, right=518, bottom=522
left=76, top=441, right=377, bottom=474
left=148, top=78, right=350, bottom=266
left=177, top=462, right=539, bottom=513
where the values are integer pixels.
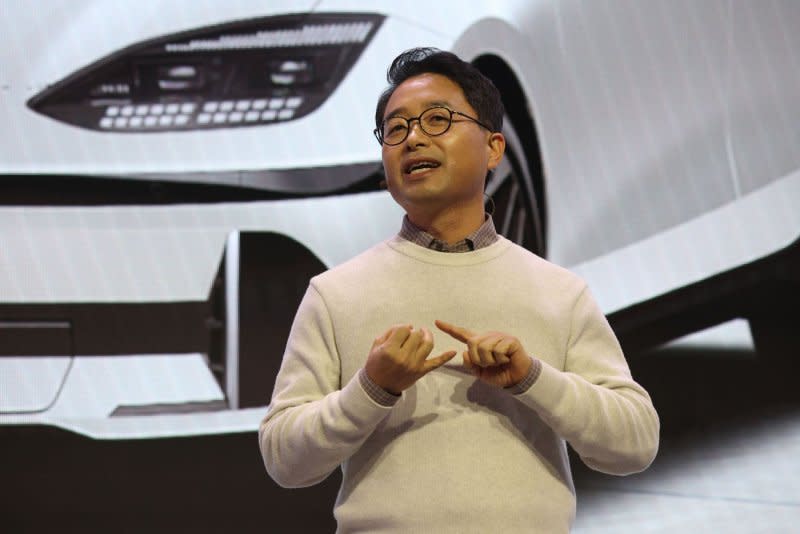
left=485, top=115, right=545, bottom=256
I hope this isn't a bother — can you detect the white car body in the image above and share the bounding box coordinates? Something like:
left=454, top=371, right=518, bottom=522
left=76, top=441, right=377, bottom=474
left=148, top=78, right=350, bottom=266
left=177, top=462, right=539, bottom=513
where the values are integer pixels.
left=1, top=0, right=798, bottom=438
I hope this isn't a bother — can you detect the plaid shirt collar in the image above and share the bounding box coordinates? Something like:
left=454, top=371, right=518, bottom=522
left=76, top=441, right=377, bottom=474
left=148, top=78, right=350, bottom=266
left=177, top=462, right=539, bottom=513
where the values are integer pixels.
left=399, top=214, right=498, bottom=252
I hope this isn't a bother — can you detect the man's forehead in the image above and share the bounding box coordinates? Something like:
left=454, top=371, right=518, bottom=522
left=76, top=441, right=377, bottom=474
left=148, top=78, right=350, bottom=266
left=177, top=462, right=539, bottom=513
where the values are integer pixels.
left=385, top=99, right=453, bottom=118
left=384, top=73, right=467, bottom=118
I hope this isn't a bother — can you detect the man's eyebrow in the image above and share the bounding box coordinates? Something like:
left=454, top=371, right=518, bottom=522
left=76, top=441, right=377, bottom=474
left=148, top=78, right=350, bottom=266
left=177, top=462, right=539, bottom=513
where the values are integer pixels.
left=384, top=100, right=452, bottom=119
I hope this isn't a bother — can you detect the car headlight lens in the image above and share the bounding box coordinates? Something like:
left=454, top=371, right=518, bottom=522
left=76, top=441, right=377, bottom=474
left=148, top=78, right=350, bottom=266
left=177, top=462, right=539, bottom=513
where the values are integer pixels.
left=27, top=13, right=384, bottom=133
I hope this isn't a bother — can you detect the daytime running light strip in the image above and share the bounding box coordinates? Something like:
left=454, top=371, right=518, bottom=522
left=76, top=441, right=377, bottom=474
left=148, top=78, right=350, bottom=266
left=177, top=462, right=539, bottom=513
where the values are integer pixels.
left=165, top=22, right=374, bottom=52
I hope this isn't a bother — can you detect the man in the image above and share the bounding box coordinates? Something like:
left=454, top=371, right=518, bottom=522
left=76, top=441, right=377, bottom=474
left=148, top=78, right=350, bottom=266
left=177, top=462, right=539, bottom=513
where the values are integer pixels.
left=259, top=47, right=659, bottom=533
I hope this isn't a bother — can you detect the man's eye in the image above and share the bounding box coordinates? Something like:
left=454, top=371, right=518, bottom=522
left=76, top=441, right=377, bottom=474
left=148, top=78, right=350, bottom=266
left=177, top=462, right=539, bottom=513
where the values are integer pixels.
left=423, top=114, right=449, bottom=129
left=388, top=123, right=407, bottom=134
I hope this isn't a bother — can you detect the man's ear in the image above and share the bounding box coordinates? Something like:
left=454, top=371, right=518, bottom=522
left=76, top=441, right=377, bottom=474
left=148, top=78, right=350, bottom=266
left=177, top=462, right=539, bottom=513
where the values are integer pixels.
left=486, top=132, right=506, bottom=171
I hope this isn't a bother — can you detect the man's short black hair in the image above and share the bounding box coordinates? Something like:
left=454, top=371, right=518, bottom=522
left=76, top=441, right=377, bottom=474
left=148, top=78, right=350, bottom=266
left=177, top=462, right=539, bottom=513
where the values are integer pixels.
left=375, top=47, right=504, bottom=134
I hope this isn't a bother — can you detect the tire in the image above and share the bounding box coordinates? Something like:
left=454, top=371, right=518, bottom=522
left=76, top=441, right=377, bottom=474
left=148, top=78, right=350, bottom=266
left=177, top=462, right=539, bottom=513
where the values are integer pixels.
left=485, top=115, right=545, bottom=256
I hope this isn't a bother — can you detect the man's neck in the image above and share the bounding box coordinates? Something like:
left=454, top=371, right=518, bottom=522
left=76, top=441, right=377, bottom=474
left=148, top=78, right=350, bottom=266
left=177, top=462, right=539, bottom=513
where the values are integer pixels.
left=406, top=203, right=486, bottom=245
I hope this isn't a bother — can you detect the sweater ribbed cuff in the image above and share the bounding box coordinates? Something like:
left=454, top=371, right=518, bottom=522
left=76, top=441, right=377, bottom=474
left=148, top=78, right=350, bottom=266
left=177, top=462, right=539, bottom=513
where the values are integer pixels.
left=358, top=367, right=401, bottom=407
left=505, top=357, right=542, bottom=395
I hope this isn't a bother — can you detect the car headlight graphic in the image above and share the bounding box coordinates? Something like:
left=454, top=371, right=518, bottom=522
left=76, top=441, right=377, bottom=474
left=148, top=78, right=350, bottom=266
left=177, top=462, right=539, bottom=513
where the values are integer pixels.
left=27, top=13, right=384, bottom=133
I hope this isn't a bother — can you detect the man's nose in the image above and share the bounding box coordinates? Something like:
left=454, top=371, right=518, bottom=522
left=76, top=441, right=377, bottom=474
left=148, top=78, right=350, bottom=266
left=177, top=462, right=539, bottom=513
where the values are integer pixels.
left=405, top=119, right=428, bottom=145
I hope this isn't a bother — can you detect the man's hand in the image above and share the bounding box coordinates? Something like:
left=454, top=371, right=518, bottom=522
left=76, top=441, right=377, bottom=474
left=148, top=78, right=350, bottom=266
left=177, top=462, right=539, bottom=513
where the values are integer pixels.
left=365, top=324, right=457, bottom=395
left=435, top=320, right=532, bottom=388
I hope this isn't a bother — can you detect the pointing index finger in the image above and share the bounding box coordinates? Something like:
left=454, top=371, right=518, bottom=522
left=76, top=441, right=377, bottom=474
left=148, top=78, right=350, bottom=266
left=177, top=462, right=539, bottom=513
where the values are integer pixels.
left=435, top=320, right=474, bottom=343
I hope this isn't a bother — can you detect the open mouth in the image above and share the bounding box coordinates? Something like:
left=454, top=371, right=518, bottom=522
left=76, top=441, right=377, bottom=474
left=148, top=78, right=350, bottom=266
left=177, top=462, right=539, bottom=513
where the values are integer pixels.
left=404, top=160, right=441, bottom=175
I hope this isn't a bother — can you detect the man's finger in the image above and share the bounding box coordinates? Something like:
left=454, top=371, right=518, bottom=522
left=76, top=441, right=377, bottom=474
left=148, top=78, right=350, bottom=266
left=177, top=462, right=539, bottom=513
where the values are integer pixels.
left=402, top=328, right=427, bottom=352
left=422, top=350, right=458, bottom=373
left=462, top=350, right=475, bottom=373
left=494, top=337, right=517, bottom=360
left=488, top=335, right=512, bottom=365
left=373, top=326, right=397, bottom=346
left=476, top=334, right=503, bottom=366
left=435, top=320, right=475, bottom=343
left=387, top=325, right=413, bottom=347
left=414, top=327, right=434, bottom=360
left=422, top=326, right=433, bottom=345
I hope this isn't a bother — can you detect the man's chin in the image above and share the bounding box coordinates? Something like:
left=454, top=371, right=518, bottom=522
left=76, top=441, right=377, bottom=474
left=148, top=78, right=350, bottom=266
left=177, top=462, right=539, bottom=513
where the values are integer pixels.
left=392, top=187, right=445, bottom=208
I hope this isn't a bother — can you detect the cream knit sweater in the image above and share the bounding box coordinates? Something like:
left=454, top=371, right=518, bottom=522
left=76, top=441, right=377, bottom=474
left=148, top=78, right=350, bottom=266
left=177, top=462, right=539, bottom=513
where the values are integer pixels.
left=259, top=235, right=659, bottom=533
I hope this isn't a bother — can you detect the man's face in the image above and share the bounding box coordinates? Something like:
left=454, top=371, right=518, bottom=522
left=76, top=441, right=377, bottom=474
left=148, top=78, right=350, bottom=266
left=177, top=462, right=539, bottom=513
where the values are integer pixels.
left=380, top=73, right=504, bottom=215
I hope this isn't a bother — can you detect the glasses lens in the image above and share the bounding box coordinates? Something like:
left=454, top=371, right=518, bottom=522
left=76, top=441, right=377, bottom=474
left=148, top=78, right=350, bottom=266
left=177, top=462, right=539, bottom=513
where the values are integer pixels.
left=379, top=107, right=453, bottom=145
left=420, top=107, right=452, bottom=136
left=382, top=117, right=408, bottom=145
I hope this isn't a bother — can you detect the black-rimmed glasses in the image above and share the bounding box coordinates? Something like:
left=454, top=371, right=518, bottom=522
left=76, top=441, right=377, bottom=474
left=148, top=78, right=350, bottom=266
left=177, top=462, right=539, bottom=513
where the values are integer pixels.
left=374, top=106, right=492, bottom=146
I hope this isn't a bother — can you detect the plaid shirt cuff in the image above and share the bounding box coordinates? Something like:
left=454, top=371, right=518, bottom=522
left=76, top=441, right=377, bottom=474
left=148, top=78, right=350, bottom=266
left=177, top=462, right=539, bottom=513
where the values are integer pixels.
left=505, top=357, right=542, bottom=395
left=358, top=367, right=401, bottom=407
